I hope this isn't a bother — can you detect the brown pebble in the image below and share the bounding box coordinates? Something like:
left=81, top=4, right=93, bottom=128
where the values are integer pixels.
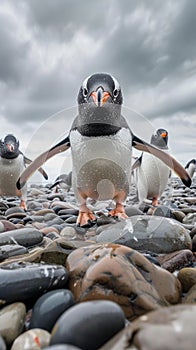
left=178, top=267, right=196, bottom=293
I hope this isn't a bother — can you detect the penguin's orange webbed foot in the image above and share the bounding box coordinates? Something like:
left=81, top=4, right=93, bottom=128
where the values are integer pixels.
left=152, top=198, right=159, bottom=207
left=109, top=203, right=128, bottom=219
left=77, top=210, right=96, bottom=227
left=20, top=199, right=27, bottom=211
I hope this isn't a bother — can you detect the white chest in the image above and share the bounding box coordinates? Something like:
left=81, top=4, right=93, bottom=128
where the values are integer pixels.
left=0, top=155, right=25, bottom=195
left=70, top=128, right=133, bottom=175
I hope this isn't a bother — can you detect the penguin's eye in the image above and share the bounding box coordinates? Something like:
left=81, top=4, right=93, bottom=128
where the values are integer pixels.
left=113, top=89, right=119, bottom=98
left=83, top=88, right=88, bottom=97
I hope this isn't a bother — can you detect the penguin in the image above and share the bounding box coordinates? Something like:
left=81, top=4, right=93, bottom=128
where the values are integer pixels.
left=185, top=159, right=196, bottom=179
left=131, top=128, right=171, bottom=207
left=49, top=171, right=72, bottom=192
left=0, top=134, right=48, bottom=210
left=16, top=73, right=191, bottom=225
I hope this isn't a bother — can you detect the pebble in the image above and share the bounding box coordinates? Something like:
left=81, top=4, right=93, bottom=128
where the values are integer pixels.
left=100, top=304, right=196, bottom=350
left=10, top=328, right=51, bottom=350
left=0, top=228, right=43, bottom=247
left=0, top=244, right=28, bottom=262
left=0, top=262, right=68, bottom=303
left=182, top=212, right=196, bottom=224
left=152, top=205, right=175, bottom=218
left=0, top=220, right=17, bottom=232
left=95, top=215, right=192, bottom=253
left=156, top=249, right=194, bottom=272
left=66, top=243, right=181, bottom=321
left=50, top=300, right=125, bottom=350
left=0, top=302, right=26, bottom=346
left=177, top=267, right=196, bottom=292
left=29, top=289, right=75, bottom=332
left=60, top=227, right=77, bottom=239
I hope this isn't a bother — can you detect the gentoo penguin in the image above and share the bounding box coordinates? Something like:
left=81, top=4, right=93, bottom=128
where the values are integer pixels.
left=185, top=159, right=196, bottom=179
left=49, top=171, right=72, bottom=192
left=0, top=134, right=48, bottom=210
left=132, top=128, right=171, bottom=207
left=16, top=73, right=191, bottom=225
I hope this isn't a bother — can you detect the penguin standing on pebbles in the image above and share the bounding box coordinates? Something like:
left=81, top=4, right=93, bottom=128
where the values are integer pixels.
left=185, top=159, right=196, bottom=179
left=0, top=134, right=48, bottom=210
left=132, top=128, right=171, bottom=207
left=17, top=73, right=191, bottom=226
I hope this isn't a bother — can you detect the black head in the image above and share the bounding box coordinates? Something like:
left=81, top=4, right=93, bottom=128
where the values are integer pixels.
left=150, top=128, right=168, bottom=149
left=0, top=134, right=20, bottom=159
left=74, top=73, right=124, bottom=136
left=78, top=73, right=123, bottom=106
left=185, top=159, right=196, bottom=169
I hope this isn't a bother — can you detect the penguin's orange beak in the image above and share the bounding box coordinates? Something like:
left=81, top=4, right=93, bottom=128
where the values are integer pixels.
left=90, top=88, right=111, bottom=107
left=160, top=132, right=167, bottom=138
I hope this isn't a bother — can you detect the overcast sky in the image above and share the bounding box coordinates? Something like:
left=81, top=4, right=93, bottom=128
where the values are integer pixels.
left=0, top=0, right=195, bottom=183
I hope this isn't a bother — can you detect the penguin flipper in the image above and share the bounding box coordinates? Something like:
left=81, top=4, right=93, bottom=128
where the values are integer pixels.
left=23, top=155, right=48, bottom=180
left=17, top=136, right=70, bottom=190
left=131, top=155, right=142, bottom=171
left=49, top=180, right=63, bottom=190
left=132, top=135, right=191, bottom=187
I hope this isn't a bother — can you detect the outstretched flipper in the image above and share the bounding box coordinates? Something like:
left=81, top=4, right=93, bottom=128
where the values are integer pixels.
left=17, top=136, right=70, bottom=190
left=132, top=135, right=191, bottom=187
left=23, top=155, right=48, bottom=180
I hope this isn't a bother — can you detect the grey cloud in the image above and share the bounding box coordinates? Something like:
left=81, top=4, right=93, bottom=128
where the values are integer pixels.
left=0, top=0, right=195, bottom=166
left=0, top=13, right=30, bottom=85
left=167, top=0, right=196, bottom=66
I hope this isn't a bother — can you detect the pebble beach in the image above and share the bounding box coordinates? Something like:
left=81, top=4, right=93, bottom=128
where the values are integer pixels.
left=0, top=176, right=195, bottom=350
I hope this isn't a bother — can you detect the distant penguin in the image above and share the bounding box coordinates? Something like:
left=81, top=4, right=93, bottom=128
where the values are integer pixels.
left=0, top=134, right=48, bottom=210
left=185, top=159, right=196, bottom=179
left=132, top=128, right=171, bottom=207
left=49, top=171, right=72, bottom=192
left=17, top=74, right=191, bottom=226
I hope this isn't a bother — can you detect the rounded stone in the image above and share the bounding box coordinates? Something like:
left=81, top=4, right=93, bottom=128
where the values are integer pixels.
left=66, top=244, right=181, bottom=321
left=125, top=205, right=144, bottom=217
left=152, top=205, right=175, bottom=218
left=183, top=213, right=196, bottom=225
left=0, top=227, right=43, bottom=247
left=157, top=250, right=194, bottom=273
left=101, top=304, right=196, bottom=350
left=96, top=215, right=116, bottom=226
left=0, top=262, right=68, bottom=303
left=50, top=300, right=125, bottom=350
left=5, top=207, right=25, bottom=216
left=34, top=209, right=55, bottom=216
left=172, top=210, right=186, bottom=222
left=0, top=220, right=16, bottom=232
left=60, top=227, right=77, bottom=239
left=40, top=226, right=59, bottom=235
left=177, top=267, right=196, bottom=292
left=0, top=302, right=26, bottom=346
left=10, top=328, right=51, bottom=350
left=182, top=284, right=196, bottom=304
left=95, top=216, right=192, bottom=253
left=29, top=289, right=75, bottom=332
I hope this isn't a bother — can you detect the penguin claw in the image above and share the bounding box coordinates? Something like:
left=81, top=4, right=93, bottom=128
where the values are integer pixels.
left=77, top=211, right=96, bottom=227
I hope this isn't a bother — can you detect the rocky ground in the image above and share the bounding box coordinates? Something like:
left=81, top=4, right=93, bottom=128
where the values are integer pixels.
left=0, top=177, right=195, bottom=350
